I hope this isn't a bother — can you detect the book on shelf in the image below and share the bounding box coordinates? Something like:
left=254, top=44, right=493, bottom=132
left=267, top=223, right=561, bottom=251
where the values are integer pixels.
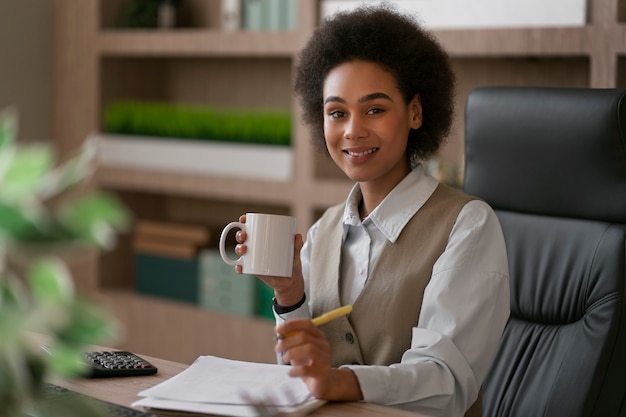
left=242, top=0, right=297, bottom=31
left=135, top=252, right=200, bottom=304
left=242, top=0, right=263, bottom=30
left=132, top=235, right=198, bottom=261
left=221, top=0, right=241, bottom=31
left=198, top=250, right=257, bottom=317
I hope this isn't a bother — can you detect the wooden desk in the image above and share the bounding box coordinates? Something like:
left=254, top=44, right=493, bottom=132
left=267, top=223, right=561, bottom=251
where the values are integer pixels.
left=51, top=350, right=428, bottom=417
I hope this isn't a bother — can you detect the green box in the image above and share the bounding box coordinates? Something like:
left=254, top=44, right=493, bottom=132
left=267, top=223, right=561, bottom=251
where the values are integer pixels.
left=199, top=250, right=276, bottom=320
left=135, top=253, right=199, bottom=304
left=199, top=250, right=256, bottom=317
left=255, top=281, right=275, bottom=321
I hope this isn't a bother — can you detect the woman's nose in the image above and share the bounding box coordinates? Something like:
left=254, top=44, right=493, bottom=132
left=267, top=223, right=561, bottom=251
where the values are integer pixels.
left=343, top=115, right=367, bottom=140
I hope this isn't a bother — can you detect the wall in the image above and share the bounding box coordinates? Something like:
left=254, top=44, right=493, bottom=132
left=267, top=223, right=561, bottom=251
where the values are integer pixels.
left=0, top=0, right=51, bottom=142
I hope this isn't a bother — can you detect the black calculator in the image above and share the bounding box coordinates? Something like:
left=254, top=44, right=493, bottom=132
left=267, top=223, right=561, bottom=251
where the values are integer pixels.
left=83, top=351, right=158, bottom=378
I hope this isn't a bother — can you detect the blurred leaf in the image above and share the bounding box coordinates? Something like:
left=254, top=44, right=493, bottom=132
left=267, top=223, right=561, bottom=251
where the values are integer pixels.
left=1, top=146, right=52, bottom=202
left=0, top=202, right=45, bottom=241
left=0, top=106, right=17, bottom=150
left=0, top=143, right=16, bottom=186
left=0, top=337, right=44, bottom=416
left=43, top=343, right=88, bottom=378
left=28, top=258, right=74, bottom=306
left=56, top=192, right=130, bottom=249
left=0, top=272, right=29, bottom=310
left=0, top=308, right=32, bottom=349
left=59, top=299, right=119, bottom=345
left=40, top=139, right=97, bottom=200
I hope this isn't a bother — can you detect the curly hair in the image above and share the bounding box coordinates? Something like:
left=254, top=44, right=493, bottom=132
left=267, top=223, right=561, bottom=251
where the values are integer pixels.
left=294, top=4, right=456, bottom=163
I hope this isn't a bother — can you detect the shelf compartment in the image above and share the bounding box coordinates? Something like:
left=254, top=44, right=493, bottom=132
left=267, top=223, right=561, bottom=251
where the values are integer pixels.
left=101, top=190, right=292, bottom=243
left=100, top=57, right=292, bottom=116
left=97, top=189, right=293, bottom=291
left=100, top=0, right=221, bottom=30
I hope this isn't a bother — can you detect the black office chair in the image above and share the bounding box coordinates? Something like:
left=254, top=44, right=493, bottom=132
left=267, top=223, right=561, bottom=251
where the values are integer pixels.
left=463, top=87, right=626, bottom=417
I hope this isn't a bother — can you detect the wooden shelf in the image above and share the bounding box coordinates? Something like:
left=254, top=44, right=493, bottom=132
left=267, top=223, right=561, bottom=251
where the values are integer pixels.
left=614, top=25, right=626, bottom=53
left=97, top=166, right=352, bottom=209
left=434, top=27, right=591, bottom=57
left=98, top=29, right=302, bottom=57
left=97, top=166, right=298, bottom=204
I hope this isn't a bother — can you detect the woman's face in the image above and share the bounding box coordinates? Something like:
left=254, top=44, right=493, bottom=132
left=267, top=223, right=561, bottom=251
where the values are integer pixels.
left=322, top=60, right=422, bottom=192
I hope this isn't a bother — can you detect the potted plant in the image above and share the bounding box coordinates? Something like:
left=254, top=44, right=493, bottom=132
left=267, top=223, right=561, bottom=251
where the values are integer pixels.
left=0, top=107, right=130, bottom=417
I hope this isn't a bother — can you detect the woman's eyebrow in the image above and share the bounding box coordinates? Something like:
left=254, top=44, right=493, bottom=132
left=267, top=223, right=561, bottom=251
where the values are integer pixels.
left=324, top=95, right=345, bottom=105
left=360, top=92, right=393, bottom=103
left=324, top=92, right=393, bottom=105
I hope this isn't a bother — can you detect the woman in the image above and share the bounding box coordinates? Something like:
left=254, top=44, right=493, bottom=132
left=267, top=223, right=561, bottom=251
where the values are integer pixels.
left=234, top=5, right=509, bottom=416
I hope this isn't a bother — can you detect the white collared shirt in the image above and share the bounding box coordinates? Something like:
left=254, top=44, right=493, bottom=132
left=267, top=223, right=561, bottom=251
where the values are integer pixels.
left=276, top=165, right=510, bottom=417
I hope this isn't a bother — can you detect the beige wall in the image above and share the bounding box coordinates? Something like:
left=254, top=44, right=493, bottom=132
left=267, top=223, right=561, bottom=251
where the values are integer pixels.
left=0, top=0, right=51, bottom=142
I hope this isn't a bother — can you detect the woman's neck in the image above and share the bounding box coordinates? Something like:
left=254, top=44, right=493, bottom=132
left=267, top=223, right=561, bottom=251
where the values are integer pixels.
left=358, top=169, right=411, bottom=219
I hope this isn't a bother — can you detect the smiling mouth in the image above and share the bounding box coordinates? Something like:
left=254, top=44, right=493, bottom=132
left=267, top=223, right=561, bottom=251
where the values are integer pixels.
left=345, top=148, right=379, bottom=157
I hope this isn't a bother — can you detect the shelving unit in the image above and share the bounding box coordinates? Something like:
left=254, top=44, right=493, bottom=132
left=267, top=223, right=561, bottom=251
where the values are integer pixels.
left=51, top=0, right=626, bottom=364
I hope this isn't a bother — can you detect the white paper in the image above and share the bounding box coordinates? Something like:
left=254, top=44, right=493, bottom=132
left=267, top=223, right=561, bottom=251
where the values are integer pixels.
left=133, top=356, right=325, bottom=417
left=133, top=396, right=325, bottom=417
left=134, top=397, right=259, bottom=417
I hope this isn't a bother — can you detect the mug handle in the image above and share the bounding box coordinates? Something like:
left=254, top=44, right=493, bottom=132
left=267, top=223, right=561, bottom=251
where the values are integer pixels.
left=219, top=222, right=245, bottom=267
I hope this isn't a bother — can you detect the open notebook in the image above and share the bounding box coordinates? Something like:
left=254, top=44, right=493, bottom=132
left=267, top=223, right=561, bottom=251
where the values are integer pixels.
left=133, top=355, right=325, bottom=417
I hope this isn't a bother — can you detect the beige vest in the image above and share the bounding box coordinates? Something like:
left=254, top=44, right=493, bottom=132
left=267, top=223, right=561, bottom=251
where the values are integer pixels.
left=309, top=183, right=482, bottom=416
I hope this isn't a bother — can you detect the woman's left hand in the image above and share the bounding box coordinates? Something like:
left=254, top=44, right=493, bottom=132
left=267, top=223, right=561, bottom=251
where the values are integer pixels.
left=274, top=319, right=363, bottom=401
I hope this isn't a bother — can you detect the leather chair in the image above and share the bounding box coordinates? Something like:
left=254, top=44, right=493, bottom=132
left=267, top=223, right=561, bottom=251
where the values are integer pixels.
left=463, top=87, right=626, bottom=417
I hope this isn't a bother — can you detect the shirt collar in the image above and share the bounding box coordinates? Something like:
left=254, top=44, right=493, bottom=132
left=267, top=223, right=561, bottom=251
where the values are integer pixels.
left=342, top=164, right=439, bottom=242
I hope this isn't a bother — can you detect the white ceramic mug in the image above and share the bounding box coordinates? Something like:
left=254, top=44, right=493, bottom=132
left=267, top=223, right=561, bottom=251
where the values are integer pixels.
left=219, top=213, right=296, bottom=277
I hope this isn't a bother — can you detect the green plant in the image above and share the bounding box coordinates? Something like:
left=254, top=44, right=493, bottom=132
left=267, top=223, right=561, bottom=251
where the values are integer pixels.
left=0, top=107, right=130, bottom=417
left=115, top=0, right=182, bottom=29
left=103, top=101, right=292, bottom=146
left=115, top=0, right=159, bottom=28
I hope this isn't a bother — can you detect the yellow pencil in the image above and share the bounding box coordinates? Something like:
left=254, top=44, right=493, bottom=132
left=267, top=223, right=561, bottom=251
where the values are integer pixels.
left=311, top=305, right=353, bottom=326
left=280, top=305, right=353, bottom=339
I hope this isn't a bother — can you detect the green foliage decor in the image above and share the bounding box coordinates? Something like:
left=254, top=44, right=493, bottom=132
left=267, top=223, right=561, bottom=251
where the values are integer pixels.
left=115, top=0, right=184, bottom=28
left=103, top=101, right=291, bottom=146
left=0, top=107, right=130, bottom=417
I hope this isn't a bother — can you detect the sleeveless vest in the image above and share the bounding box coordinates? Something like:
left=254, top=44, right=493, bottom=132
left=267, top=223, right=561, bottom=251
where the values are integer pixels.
left=309, top=183, right=483, bottom=416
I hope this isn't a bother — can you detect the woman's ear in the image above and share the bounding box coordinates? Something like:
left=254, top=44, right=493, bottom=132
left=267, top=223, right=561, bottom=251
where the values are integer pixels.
left=409, top=94, right=423, bottom=129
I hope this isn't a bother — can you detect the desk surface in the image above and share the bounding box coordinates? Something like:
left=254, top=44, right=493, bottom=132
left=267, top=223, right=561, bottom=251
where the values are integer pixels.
left=51, top=349, right=429, bottom=417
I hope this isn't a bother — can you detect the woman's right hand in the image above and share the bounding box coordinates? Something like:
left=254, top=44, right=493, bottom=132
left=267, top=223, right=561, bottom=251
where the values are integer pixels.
left=234, top=214, right=305, bottom=307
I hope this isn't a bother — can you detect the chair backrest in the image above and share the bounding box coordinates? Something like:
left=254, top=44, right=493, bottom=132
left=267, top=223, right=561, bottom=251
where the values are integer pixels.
left=463, top=86, right=626, bottom=417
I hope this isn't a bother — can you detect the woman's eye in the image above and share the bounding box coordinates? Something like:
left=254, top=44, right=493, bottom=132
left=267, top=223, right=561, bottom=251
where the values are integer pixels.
left=328, top=110, right=345, bottom=119
left=367, top=107, right=384, bottom=115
